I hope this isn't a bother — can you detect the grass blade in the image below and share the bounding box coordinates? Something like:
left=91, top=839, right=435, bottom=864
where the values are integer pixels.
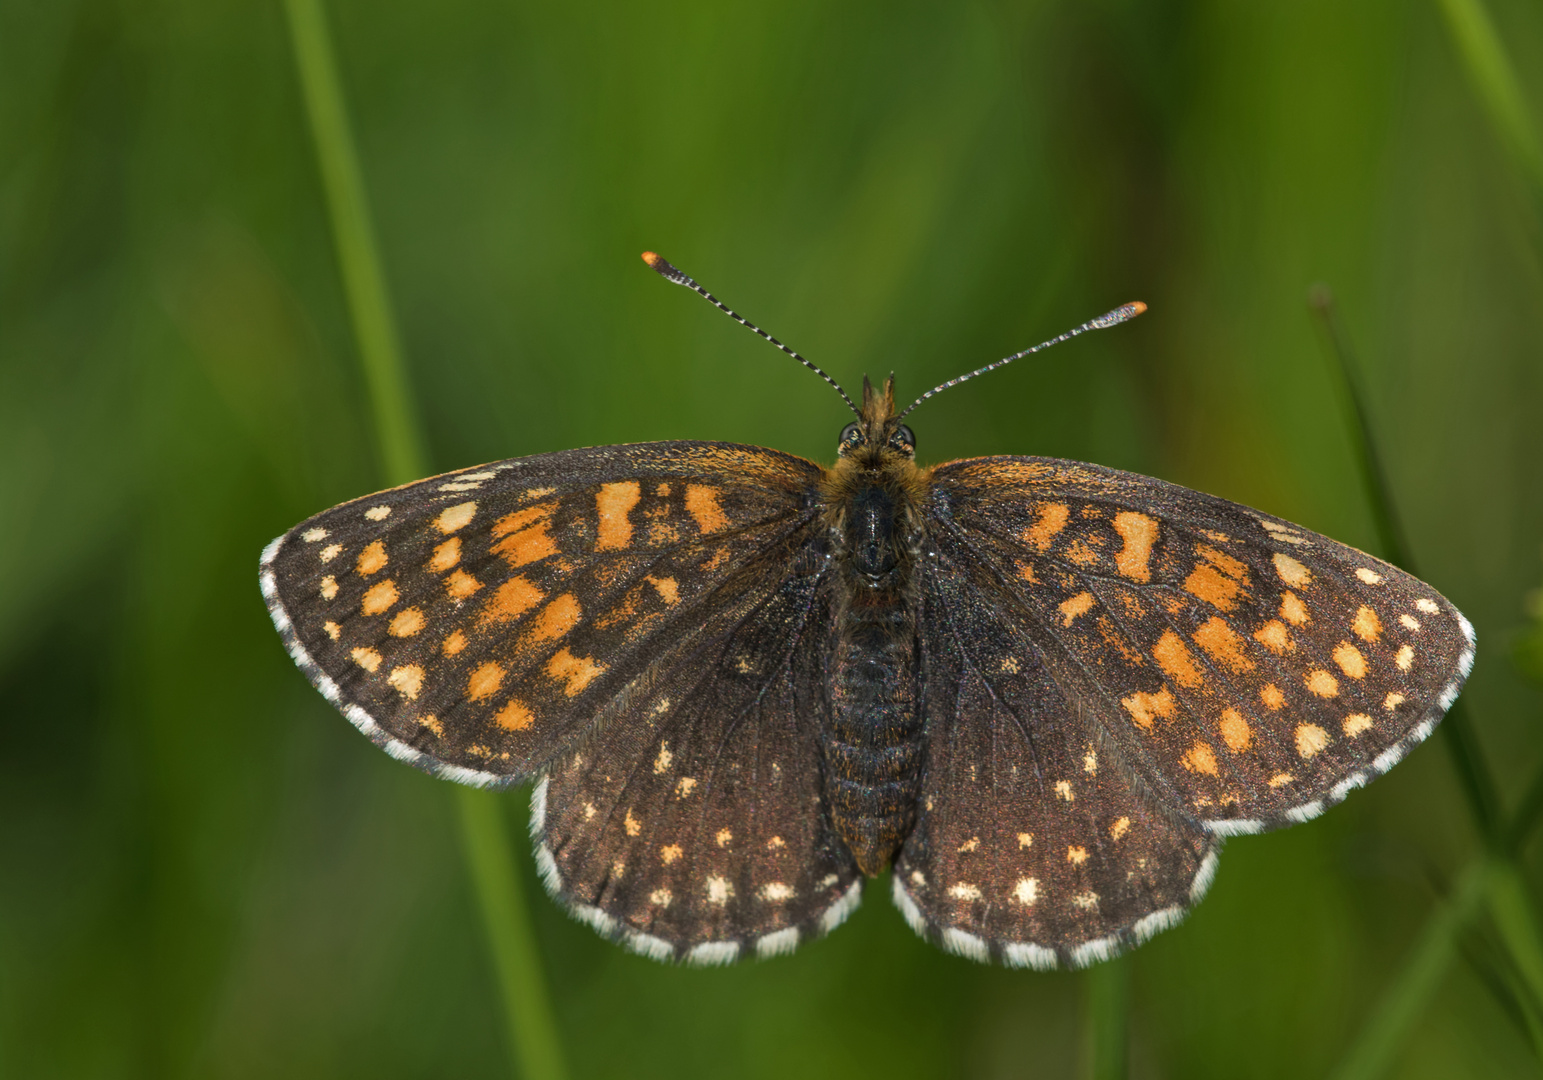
left=1084, top=959, right=1130, bottom=1080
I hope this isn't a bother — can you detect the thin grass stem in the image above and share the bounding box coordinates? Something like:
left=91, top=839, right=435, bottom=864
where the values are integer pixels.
left=283, top=2, right=566, bottom=1076
left=1083, top=959, right=1130, bottom=1080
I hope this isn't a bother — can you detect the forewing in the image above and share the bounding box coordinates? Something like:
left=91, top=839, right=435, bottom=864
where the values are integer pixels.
left=894, top=562, right=1219, bottom=968
left=260, top=442, right=822, bottom=787
left=534, top=571, right=863, bottom=964
left=926, top=457, right=1475, bottom=834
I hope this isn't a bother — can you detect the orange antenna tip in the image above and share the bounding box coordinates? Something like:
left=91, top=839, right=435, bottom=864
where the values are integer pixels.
left=641, top=251, right=660, bottom=266
left=1131, top=300, right=1148, bottom=315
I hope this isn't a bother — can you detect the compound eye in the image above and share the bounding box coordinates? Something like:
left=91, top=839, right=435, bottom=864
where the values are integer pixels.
left=891, top=424, right=916, bottom=454
left=839, top=422, right=864, bottom=452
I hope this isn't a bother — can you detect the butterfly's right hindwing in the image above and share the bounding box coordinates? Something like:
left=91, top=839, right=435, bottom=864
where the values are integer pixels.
left=260, top=442, right=823, bottom=787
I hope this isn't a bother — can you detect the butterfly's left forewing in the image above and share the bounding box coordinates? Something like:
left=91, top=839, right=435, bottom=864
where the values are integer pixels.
left=260, top=442, right=823, bottom=786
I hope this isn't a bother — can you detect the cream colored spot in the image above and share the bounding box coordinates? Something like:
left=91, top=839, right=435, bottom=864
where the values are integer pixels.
left=716, top=828, right=732, bottom=847
left=1343, top=713, right=1373, bottom=737
left=320, top=543, right=342, bottom=562
left=1260, top=683, right=1285, bottom=710
left=660, top=844, right=683, bottom=865
left=387, top=664, right=424, bottom=700
left=625, top=810, right=642, bottom=837
left=361, top=579, right=398, bottom=616
left=1220, top=708, right=1252, bottom=752
left=1305, top=669, right=1339, bottom=697
left=323, top=621, right=341, bottom=640
left=650, top=697, right=672, bottom=716
left=389, top=607, right=424, bottom=637
left=761, top=882, right=796, bottom=902
left=1356, top=567, right=1383, bottom=584
left=1054, top=780, right=1074, bottom=801
left=685, top=485, right=730, bottom=534
left=1181, top=742, right=1219, bottom=775
left=1384, top=692, right=1405, bottom=711
left=428, top=537, right=461, bottom=573
left=1110, top=817, right=1131, bottom=840
left=1071, top=892, right=1099, bottom=910
left=1253, top=619, right=1293, bottom=654
left=494, top=699, right=532, bottom=731
left=356, top=540, right=388, bottom=576
left=947, top=883, right=982, bottom=901
left=445, top=569, right=482, bottom=599
left=706, top=876, right=733, bottom=905
left=1153, top=629, right=1204, bottom=688
left=478, top=576, right=544, bottom=628
left=1123, top=686, right=1177, bottom=730
left=1268, top=772, right=1293, bottom=787
left=351, top=646, right=382, bottom=673
left=466, top=661, right=505, bottom=702
left=546, top=648, right=606, bottom=697
left=442, top=630, right=467, bottom=656
left=1017, top=833, right=1034, bottom=849
left=1400, top=614, right=1421, bottom=631
left=582, top=803, right=596, bottom=820
left=766, top=836, right=786, bottom=851
left=957, top=836, right=980, bottom=853
left=302, top=527, right=328, bottom=542
left=675, top=777, right=697, bottom=797
left=1416, top=598, right=1440, bottom=614
left=1273, top=552, right=1312, bottom=586
left=1280, top=591, right=1310, bottom=626
left=434, top=502, right=477, bottom=533
left=1349, top=605, right=1382, bottom=644
left=1113, top=511, right=1158, bottom=582
left=653, top=742, right=673, bottom=774
left=1001, top=656, right=1020, bottom=674
left=1295, top=723, right=1330, bottom=759
left=650, top=888, right=672, bottom=908
left=1396, top=645, right=1415, bottom=671
left=1013, top=878, right=1039, bottom=905
left=320, top=575, right=339, bottom=600
left=1067, top=845, right=1089, bottom=865
left=1334, top=642, right=1367, bottom=679
left=1194, top=616, right=1255, bottom=672
left=1083, top=748, right=1098, bottom=775
left=1022, top=502, right=1069, bottom=550
left=365, top=505, right=391, bottom=521
left=595, top=481, right=641, bottom=551
left=1059, top=591, right=1095, bottom=626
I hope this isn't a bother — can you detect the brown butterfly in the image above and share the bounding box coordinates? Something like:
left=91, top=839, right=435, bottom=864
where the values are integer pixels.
left=260, top=253, right=1473, bottom=968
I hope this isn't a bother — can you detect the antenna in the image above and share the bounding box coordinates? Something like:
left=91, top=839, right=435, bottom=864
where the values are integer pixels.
left=642, top=252, right=860, bottom=417
left=897, top=301, right=1147, bottom=420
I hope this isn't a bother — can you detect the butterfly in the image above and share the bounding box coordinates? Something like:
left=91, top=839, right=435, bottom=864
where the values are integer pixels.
left=260, top=253, right=1473, bottom=969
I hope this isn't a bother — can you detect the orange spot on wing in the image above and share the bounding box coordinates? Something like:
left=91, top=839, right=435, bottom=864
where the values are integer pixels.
left=1343, top=713, right=1373, bottom=736
left=1153, top=629, right=1204, bottom=688
left=1058, top=591, right=1095, bottom=626
left=1122, top=686, right=1177, bottom=729
left=1065, top=540, right=1099, bottom=567
left=1181, top=742, right=1219, bottom=775
left=1295, top=723, right=1329, bottom=758
left=427, top=537, right=461, bottom=573
left=1353, top=605, right=1382, bottom=643
left=356, top=540, right=388, bottom=576
left=495, top=698, right=533, bottom=730
left=445, top=569, right=483, bottom=599
left=442, top=630, right=467, bottom=656
left=1279, top=591, right=1310, bottom=626
left=1305, top=669, right=1339, bottom=697
left=645, top=575, right=680, bottom=605
left=389, top=607, right=424, bottom=637
left=478, top=576, right=544, bottom=628
left=387, top=664, right=424, bottom=700
left=525, top=593, right=581, bottom=645
left=491, top=503, right=559, bottom=567
left=1112, top=511, right=1158, bottom=582
left=1333, top=641, right=1367, bottom=679
left=1219, top=708, right=1252, bottom=752
left=360, top=579, right=398, bottom=616
left=685, top=484, right=730, bottom=534
left=545, top=648, right=606, bottom=696
left=1193, top=616, right=1255, bottom=672
left=1183, top=543, right=1251, bottom=611
left=351, top=646, right=382, bottom=672
left=595, top=481, right=641, bottom=550
left=1253, top=619, right=1293, bottom=653
left=1022, top=503, right=1070, bottom=551
left=1273, top=552, right=1312, bottom=587
left=466, top=662, right=505, bottom=702
left=1260, top=683, right=1285, bottom=710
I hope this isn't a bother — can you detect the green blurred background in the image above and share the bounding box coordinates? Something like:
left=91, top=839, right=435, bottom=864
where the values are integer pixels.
left=5, top=0, right=1543, bottom=1076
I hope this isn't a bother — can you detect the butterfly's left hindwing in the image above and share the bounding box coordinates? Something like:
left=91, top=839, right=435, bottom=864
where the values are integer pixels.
left=260, top=442, right=822, bottom=787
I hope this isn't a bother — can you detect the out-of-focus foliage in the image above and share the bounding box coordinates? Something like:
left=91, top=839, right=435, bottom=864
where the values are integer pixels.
left=3, top=0, right=1543, bottom=1077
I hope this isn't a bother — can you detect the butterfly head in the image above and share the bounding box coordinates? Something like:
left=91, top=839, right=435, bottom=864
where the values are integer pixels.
left=838, top=375, right=915, bottom=465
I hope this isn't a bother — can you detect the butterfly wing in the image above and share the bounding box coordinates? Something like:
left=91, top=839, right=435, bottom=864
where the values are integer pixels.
left=892, top=455, right=1473, bottom=965
left=534, top=571, right=864, bottom=964
left=259, top=442, right=824, bottom=787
